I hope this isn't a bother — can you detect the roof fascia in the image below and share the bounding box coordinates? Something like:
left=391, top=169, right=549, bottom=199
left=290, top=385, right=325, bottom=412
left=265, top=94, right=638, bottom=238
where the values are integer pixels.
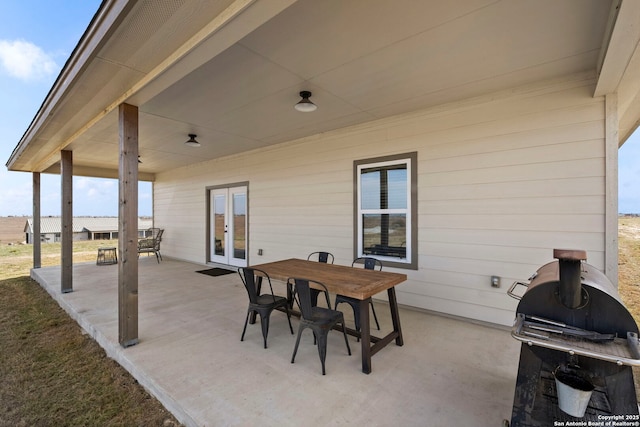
left=6, top=0, right=135, bottom=170
left=43, top=163, right=155, bottom=182
left=594, top=0, right=640, bottom=97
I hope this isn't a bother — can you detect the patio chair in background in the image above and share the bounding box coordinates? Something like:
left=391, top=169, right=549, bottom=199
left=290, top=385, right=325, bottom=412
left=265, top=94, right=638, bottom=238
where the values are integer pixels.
left=307, top=251, right=334, bottom=264
left=238, top=267, right=294, bottom=349
left=288, top=277, right=351, bottom=375
left=334, top=257, right=382, bottom=339
left=137, top=228, right=164, bottom=263
left=298, top=251, right=335, bottom=308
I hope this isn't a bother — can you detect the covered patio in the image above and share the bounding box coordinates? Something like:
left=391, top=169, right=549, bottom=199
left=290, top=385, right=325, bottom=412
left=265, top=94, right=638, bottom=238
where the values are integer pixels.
left=32, top=257, right=520, bottom=426
left=11, top=1, right=640, bottom=424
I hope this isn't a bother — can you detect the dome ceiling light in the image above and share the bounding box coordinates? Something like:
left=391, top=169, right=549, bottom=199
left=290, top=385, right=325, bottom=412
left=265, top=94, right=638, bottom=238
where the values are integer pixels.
left=294, top=91, right=317, bottom=112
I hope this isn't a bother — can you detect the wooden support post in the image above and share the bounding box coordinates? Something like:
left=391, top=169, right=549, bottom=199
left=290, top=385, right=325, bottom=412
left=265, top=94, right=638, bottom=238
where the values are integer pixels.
left=605, top=93, right=618, bottom=286
left=61, top=150, right=73, bottom=293
left=33, top=172, right=41, bottom=268
left=118, top=103, right=139, bottom=347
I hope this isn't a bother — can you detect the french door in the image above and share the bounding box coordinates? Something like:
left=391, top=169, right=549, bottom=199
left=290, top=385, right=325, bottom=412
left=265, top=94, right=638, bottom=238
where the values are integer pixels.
left=209, top=185, right=247, bottom=267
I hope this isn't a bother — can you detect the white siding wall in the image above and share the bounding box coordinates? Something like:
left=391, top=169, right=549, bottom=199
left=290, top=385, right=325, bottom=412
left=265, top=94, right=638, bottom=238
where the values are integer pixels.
left=154, top=73, right=606, bottom=326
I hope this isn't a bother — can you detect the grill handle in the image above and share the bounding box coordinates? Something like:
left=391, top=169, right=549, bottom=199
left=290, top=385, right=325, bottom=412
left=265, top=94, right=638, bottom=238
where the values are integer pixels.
left=507, top=281, right=529, bottom=300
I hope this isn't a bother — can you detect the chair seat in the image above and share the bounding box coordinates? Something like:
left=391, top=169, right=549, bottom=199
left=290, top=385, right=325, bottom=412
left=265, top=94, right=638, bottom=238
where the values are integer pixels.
left=335, top=294, right=357, bottom=304
left=255, top=294, right=288, bottom=308
left=306, top=306, right=344, bottom=327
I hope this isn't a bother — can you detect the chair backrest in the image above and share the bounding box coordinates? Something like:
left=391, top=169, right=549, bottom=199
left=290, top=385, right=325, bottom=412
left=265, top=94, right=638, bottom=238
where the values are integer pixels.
left=147, top=227, right=161, bottom=239
left=238, top=267, right=259, bottom=304
left=153, top=229, right=164, bottom=249
left=307, top=251, right=334, bottom=264
left=352, top=257, right=382, bottom=271
left=289, top=277, right=330, bottom=320
left=238, top=267, right=274, bottom=304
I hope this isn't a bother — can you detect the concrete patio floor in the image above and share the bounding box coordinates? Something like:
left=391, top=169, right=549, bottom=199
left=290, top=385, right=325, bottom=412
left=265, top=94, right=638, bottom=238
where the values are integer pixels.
left=31, top=257, right=521, bottom=427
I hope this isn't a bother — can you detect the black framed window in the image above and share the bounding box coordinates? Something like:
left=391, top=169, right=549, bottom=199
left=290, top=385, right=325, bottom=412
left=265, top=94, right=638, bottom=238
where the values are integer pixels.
left=354, top=152, right=417, bottom=269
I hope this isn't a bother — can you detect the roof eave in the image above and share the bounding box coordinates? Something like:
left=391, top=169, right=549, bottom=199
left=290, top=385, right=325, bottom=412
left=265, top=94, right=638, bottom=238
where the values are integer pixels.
left=594, top=0, right=640, bottom=146
left=594, top=0, right=640, bottom=97
left=5, top=0, right=135, bottom=172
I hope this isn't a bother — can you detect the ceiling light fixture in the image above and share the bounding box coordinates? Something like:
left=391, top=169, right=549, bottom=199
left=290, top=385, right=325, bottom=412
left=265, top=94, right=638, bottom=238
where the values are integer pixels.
left=185, top=133, right=201, bottom=147
left=294, top=90, right=317, bottom=112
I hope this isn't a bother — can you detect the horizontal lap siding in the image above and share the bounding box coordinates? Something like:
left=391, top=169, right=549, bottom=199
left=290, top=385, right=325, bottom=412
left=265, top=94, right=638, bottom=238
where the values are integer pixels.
left=411, top=78, right=605, bottom=325
left=154, top=74, right=605, bottom=326
left=153, top=180, right=206, bottom=262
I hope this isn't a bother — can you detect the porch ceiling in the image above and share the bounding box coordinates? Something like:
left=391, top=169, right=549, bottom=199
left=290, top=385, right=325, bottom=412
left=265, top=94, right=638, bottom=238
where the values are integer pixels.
left=6, top=0, right=625, bottom=178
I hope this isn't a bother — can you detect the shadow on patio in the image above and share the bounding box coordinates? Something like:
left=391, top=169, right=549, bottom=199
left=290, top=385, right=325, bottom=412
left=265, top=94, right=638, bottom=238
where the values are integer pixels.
left=31, top=257, right=520, bottom=426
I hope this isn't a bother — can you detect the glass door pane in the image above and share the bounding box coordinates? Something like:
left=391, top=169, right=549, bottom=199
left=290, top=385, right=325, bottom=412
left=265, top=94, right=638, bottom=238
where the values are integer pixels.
left=212, top=192, right=226, bottom=259
left=232, top=192, right=246, bottom=261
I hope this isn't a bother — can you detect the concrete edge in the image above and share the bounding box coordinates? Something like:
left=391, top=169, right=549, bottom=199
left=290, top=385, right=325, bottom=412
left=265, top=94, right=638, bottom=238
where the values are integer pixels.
left=29, top=267, right=199, bottom=427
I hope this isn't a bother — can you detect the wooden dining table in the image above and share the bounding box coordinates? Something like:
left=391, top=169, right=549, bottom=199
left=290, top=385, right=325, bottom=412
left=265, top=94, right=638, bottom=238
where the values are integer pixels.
left=249, top=258, right=407, bottom=374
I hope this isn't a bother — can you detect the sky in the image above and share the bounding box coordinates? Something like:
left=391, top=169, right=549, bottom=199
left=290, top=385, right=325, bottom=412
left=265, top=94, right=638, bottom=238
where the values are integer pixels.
left=0, top=1, right=151, bottom=217
left=619, top=133, right=640, bottom=213
left=0, top=2, right=638, bottom=217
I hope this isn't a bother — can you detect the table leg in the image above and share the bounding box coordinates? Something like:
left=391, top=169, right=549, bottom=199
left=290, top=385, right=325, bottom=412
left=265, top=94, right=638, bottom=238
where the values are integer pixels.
left=360, top=297, right=372, bottom=374
left=387, top=286, right=404, bottom=346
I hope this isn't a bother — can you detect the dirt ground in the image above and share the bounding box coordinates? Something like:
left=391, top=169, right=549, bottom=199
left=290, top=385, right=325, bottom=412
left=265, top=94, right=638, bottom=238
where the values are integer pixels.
left=619, top=216, right=640, bottom=240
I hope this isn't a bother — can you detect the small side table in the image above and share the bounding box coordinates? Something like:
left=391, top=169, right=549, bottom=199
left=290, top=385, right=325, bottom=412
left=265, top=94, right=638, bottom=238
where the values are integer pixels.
left=97, top=247, right=118, bottom=265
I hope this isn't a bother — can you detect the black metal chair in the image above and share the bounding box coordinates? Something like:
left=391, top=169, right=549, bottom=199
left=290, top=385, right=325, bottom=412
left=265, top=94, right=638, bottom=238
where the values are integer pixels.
left=238, top=267, right=294, bottom=349
left=334, top=257, right=381, bottom=339
left=288, top=277, right=351, bottom=375
left=307, top=251, right=334, bottom=264
left=301, top=251, right=335, bottom=307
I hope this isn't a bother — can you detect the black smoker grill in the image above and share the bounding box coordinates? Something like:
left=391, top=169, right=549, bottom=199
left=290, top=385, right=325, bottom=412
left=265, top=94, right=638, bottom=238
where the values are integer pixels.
left=506, top=249, right=640, bottom=426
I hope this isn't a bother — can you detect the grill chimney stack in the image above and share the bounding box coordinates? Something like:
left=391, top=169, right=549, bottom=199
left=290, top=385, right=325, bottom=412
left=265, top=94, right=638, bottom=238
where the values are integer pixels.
left=553, top=249, right=586, bottom=309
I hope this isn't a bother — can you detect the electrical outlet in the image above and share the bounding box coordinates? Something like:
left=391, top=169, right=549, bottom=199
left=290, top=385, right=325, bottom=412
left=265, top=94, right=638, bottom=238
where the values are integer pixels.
left=491, top=275, right=501, bottom=288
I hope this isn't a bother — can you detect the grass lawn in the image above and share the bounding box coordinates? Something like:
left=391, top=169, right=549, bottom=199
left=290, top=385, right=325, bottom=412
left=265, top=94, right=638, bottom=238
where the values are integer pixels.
left=0, top=240, right=181, bottom=426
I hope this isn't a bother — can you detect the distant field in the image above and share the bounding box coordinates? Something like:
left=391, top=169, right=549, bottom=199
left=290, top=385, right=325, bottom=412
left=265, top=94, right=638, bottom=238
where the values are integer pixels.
left=618, top=215, right=640, bottom=322
left=0, top=216, right=27, bottom=244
